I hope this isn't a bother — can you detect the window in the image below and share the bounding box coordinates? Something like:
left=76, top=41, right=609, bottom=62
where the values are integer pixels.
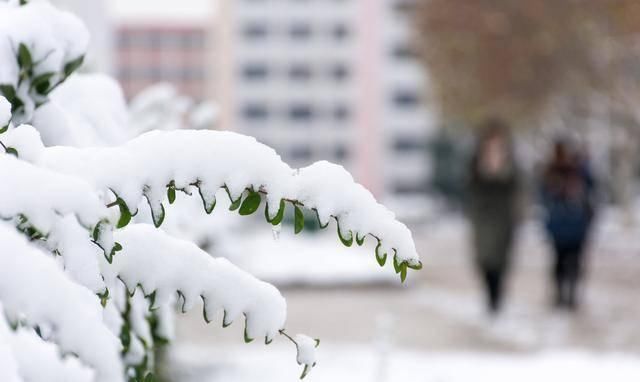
left=243, top=24, right=268, bottom=40
left=242, top=104, right=269, bottom=121
left=288, top=65, right=313, bottom=81
left=289, top=23, right=312, bottom=40
left=331, top=24, right=350, bottom=40
left=334, top=145, right=349, bottom=161
left=242, top=63, right=269, bottom=81
left=288, top=104, right=314, bottom=122
left=183, top=31, right=205, bottom=49
left=392, top=90, right=421, bottom=108
left=290, top=146, right=312, bottom=161
left=329, top=64, right=350, bottom=81
left=393, top=180, right=429, bottom=195
left=393, top=136, right=428, bottom=153
left=333, top=105, right=351, bottom=121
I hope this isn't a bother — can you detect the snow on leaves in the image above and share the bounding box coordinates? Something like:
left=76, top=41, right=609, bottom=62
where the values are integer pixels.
left=106, top=224, right=287, bottom=344
left=40, top=129, right=422, bottom=277
left=0, top=1, right=87, bottom=124
left=0, top=223, right=124, bottom=382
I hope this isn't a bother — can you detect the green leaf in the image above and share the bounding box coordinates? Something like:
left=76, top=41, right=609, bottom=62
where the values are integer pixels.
left=197, top=185, right=216, bottom=214
left=239, top=190, right=261, bottom=216
left=375, top=242, right=387, bottom=267
left=91, top=222, right=101, bottom=241
left=265, top=199, right=285, bottom=225
left=98, top=289, right=109, bottom=307
left=244, top=327, right=254, bottom=343
left=151, top=203, right=165, bottom=228
left=222, top=311, right=232, bottom=328
left=393, top=254, right=402, bottom=274
left=116, top=198, right=132, bottom=228
left=229, top=196, right=242, bottom=211
left=300, top=365, right=311, bottom=380
left=294, top=205, right=304, bottom=234
left=0, top=125, right=7, bottom=134
left=63, top=55, right=84, bottom=77
left=314, top=209, right=329, bottom=229
left=167, top=184, right=176, bottom=204
left=400, top=263, right=408, bottom=283
left=5, top=147, right=18, bottom=157
left=0, top=84, right=16, bottom=102
left=355, top=232, right=366, bottom=246
left=336, top=221, right=353, bottom=247
left=17, top=43, right=32, bottom=71
left=31, top=72, right=55, bottom=94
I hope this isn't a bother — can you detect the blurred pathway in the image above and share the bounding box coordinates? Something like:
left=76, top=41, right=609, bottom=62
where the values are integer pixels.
left=168, top=213, right=640, bottom=381
left=174, top=215, right=640, bottom=353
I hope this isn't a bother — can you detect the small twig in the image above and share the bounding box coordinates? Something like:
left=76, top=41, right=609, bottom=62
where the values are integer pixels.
left=279, top=329, right=297, bottom=345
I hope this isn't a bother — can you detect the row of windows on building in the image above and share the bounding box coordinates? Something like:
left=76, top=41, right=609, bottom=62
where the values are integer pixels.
left=241, top=103, right=351, bottom=122
left=118, top=67, right=205, bottom=82
left=277, top=144, right=350, bottom=163
left=117, top=31, right=206, bottom=50
left=241, top=63, right=350, bottom=82
left=241, top=23, right=350, bottom=41
left=239, top=90, right=421, bottom=123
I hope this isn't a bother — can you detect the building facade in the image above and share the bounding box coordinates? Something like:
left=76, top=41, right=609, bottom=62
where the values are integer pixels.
left=116, top=25, right=209, bottom=100
left=212, top=0, right=435, bottom=202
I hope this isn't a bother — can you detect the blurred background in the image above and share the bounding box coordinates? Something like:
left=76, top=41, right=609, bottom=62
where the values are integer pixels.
left=50, top=0, right=640, bottom=380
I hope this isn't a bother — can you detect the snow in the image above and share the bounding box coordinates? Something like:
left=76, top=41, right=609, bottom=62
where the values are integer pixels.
left=106, top=224, right=288, bottom=342
left=47, top=214, right=106, bottom=293
left=0, top=312, right=22, bottom=382
left=169, top=344, right=640, bottom=382
left=9, top=325, right=95, bottom=382
left=39, top=129, right=421, bottom=273
left=129, top=83, right=192, bottom=135
left=227, top=229, right=399, bottom=287
left=0, top=223, right=124, bottom=382
left=0, top=124, right=45, bottom=162
left=294, top=334, right=318, bottom=368
left=0, top=96, right=10, bottom=128
left=0, top=153, right=109, bottom=233
left=0, top=1, right=89, bottom=123
left=31, top=74, right=130, bottom=147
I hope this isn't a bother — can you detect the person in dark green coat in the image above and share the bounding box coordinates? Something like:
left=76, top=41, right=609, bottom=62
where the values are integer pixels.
left=466, top=120, right=521, bottom=314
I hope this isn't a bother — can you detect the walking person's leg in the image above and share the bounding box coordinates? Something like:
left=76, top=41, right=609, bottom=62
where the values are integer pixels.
left=566, top=242, right=585, bottom=310
left=552, top=242, right=569, bottom=308
left=485, top=268, right=502, bottom=314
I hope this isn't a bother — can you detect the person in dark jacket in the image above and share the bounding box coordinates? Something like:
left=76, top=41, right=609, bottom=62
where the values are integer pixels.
left=541, top=140, right=595, bottom=310
left=467, top=120, right=521, bottom=314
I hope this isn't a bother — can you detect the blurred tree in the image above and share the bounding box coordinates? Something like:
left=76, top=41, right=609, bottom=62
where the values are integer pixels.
left=414, top=0, right=640, bottom=130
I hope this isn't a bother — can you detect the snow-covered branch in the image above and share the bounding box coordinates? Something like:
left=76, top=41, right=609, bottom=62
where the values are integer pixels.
left=39, top=130, right=422, bottom=279
left=107, top=224, right=287, bottom=343
left=0, top=223, right=123, bottom=382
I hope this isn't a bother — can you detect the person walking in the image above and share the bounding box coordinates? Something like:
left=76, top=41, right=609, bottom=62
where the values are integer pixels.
left=467, top=120, right=521, bottom=315
left=541, top=140, right=595, bottom=310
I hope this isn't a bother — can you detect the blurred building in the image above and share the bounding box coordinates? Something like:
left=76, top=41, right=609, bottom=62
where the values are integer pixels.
left=50, top=0, right=114, bottom=74
left=212, top=0, right=435, bottom=201
left=109, top=0, right=214, bottom=100
left=381, top=0, right=436, bottom=200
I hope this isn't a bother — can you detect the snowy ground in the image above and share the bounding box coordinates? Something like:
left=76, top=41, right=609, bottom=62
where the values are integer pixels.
left=167, top=210, right=640, bottom=381
left=167, top=344, right=640, bottom=382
